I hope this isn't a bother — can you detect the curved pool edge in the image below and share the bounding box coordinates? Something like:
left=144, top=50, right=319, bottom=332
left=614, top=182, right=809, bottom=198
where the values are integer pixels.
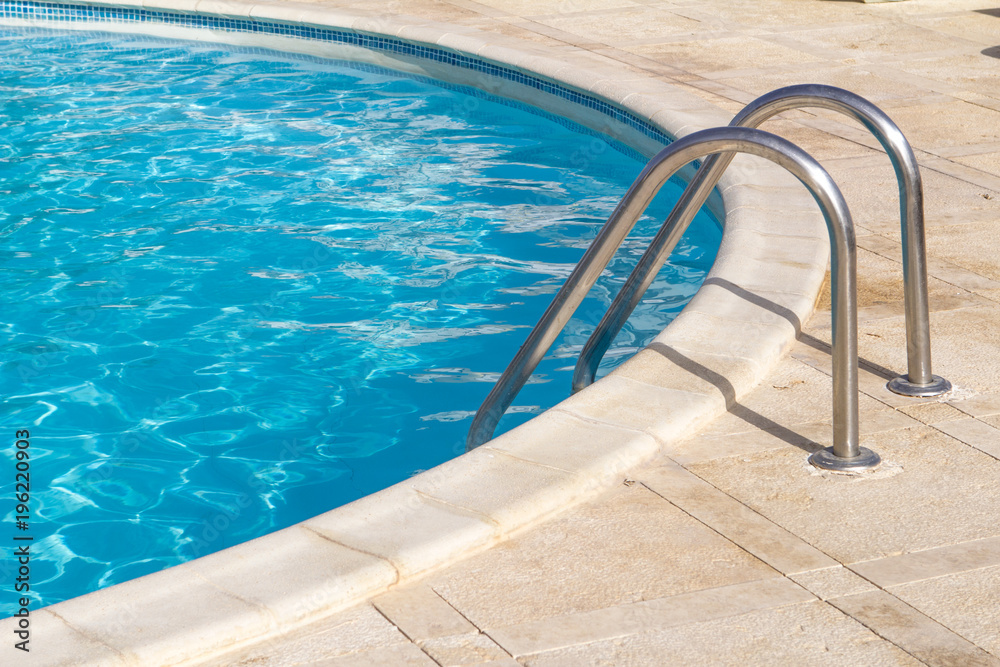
left=0, top=3, right=831, bottom=665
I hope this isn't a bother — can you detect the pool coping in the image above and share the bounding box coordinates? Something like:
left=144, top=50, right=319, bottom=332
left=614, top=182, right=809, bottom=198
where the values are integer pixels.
left=0, top=2, right=831, bottom=665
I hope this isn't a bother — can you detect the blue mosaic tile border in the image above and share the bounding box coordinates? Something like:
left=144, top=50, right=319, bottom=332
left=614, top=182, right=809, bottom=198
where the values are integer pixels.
left=0, top=0, right=675, bottom=150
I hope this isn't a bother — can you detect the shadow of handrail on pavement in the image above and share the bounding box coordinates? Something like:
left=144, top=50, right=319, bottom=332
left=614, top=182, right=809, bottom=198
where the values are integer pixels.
left=641, top=276, right=900, bottom=452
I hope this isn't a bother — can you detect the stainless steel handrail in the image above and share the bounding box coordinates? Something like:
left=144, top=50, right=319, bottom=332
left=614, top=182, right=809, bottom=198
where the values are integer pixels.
left=572, top=84, right=950, bottom=398
left=466, top=125, right=879, bottom=471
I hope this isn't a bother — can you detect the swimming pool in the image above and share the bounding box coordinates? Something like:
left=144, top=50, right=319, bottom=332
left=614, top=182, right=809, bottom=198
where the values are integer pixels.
left=0, top=28, right=720, bottom=613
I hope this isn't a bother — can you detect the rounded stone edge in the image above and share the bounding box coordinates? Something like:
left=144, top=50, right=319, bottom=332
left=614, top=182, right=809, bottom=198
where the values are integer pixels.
left=4, top=3, right=830, bottom=665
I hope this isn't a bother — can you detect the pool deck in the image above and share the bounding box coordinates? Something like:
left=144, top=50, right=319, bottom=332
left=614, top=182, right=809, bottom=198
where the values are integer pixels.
left=186, top=0, right=1000, bottom=665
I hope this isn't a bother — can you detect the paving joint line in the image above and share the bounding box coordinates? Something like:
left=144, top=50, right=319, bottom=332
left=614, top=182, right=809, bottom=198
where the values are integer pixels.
left=428, top=586, right=520, bottom=662
left=820, top=595, right=935, bottom=667
left=637, top=466, right=839, bottom=576
left=853, top=235, right=1000, bottom=308
left=45, top=609, right=130, bottom=663
left=827, top=590, right=998, bottom=667
left=927, top=418, right=1000, bottom=463
left=301, top=526, right=403, bottom=587
left=370, top=603, right=445, bottom=667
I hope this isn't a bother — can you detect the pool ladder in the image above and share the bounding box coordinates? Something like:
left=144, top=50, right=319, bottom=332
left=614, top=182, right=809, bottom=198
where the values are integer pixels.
left=466, top=85, right=950, bottom=471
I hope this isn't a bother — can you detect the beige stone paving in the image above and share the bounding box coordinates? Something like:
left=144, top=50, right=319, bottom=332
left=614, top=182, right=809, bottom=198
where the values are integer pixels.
left=426, top=484, right=780, bottom=629
left=516, top=601, right=923, bottom=667
left=888, top=564, right=1000, bottom=658
left=200, top=1, right=1000, bottom=665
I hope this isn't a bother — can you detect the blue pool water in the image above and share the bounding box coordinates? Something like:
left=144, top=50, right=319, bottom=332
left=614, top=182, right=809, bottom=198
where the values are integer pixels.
left=0, top=29, right=720, bottom=613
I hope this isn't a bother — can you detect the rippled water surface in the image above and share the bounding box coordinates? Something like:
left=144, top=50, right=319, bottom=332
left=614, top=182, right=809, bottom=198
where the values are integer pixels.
left=0, top=29, right=720, bottom=613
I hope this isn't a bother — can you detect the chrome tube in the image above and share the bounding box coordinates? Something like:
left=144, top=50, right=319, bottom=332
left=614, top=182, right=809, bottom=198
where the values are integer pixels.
left=571, top=153, right=725, bottom=393
left=467, top=126, right=878, bottom=469
left=573, top=84, right=949, bottom=397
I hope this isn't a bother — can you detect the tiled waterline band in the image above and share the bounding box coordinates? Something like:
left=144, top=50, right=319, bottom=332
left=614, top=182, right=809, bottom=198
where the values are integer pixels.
left=0, top=0, right=674, bottom=149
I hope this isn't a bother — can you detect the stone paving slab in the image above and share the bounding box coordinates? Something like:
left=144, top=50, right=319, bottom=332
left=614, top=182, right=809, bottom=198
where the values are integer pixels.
left=514, top=601, right=923, bottom=667
left=638, top=461, right=839, bottom=574
left=852, top=535, right=1000, bottom=588
left=186, top=0, right=1000, bottom=664
left=426, top=484, right=781, bottom=630
left=486, top=577, right=815, bottom=657
left=828, top=591, right=999, bottom=667
left=689, top=425, right=1000, bottom=563
left=372, top=585, right=479, bottom=642
left=888, top=564, right=1000, bottom=659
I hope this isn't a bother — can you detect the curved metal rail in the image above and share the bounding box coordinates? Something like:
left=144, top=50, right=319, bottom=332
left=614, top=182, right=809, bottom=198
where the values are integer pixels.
left=466, top=125, right=879, bottom=470
left=572, top=84, right=950, bottom=398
